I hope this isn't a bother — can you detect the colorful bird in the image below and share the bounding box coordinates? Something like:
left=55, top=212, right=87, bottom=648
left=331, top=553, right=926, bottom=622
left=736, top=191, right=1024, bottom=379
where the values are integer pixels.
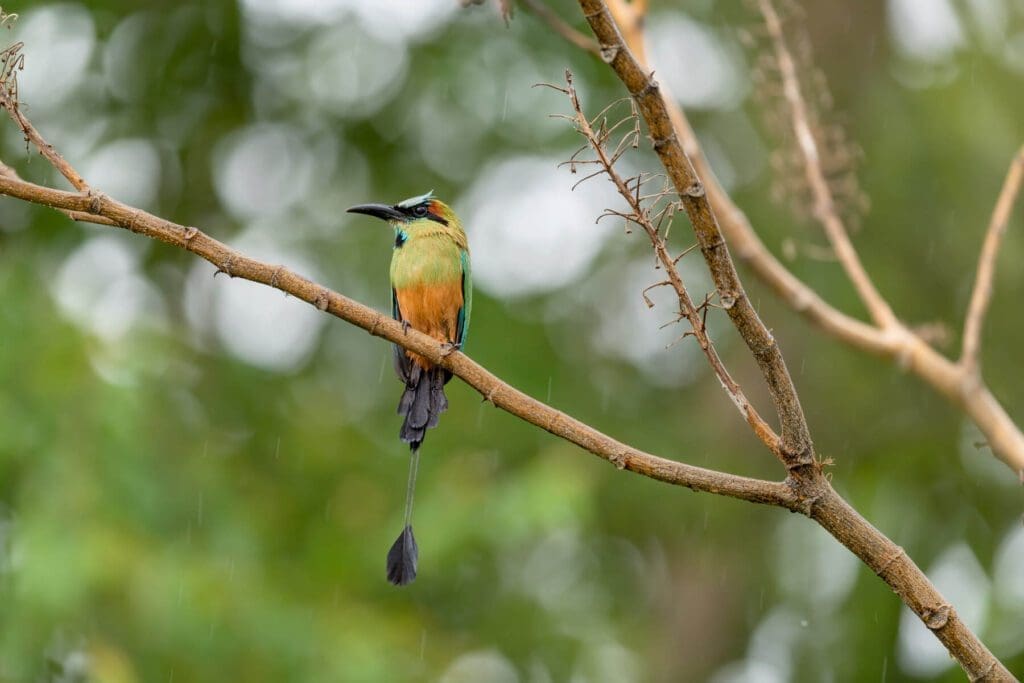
left=347, top=191, right=471, bottom=586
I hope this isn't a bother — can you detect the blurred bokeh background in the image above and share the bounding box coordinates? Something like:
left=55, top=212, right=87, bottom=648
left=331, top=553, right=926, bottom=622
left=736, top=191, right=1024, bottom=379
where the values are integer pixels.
left=0, top=0, right=1022, bottom=680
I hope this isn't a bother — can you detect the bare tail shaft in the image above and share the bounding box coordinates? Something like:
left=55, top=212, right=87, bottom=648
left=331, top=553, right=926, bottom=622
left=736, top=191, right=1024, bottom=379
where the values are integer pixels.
left=386, top=448, right=420, bottom=586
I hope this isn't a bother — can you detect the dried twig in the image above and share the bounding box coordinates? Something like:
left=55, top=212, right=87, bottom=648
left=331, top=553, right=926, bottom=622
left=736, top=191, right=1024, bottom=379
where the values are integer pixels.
left=961, top=146, right=1024, bottom=376
left=556, top=72, right=783, bottom=458
left=580, top=3, right=816, bottom=472
left=757, top=0, right=895, bottom=329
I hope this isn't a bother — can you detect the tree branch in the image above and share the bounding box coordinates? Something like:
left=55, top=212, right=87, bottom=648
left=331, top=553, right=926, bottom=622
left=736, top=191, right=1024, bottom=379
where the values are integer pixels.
left=574, top=1, right=1015, bottom=678
left=519, top=0, right=600, bottom=56
left=961, top=145, right=1024, bottom=376
left=1, top=17, right=1017, bottom=679
left=757, top=0, right=896, bottom=330
left=554, top=72, right=783, bottom=459
left=579, top=0, right=815, bottom=472
left=0, top=97, right=800, bottom=515
left=551, top=0, right=1024, bottom=477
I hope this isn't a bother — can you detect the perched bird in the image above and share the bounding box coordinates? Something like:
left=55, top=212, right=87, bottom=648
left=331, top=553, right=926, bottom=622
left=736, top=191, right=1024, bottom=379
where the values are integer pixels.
left=347, top=191, right=471, bottom=586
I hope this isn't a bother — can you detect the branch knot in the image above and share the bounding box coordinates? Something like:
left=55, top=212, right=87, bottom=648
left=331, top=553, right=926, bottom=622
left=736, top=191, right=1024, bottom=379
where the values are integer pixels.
left=635, top=77, right=660, bottom=99
left=86, top=190, right=105, bottom=214
left=922, top=604, right=952, bottom=631
left=599, top=44, right=620, bottom=63
left=684, top=181, right=705, bottom=198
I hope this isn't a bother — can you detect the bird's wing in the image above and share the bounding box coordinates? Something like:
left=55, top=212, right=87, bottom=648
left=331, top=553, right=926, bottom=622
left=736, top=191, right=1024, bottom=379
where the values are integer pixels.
left=456, top=249, right=471, bottom=346
left=392, top=287, right=413, bottom=383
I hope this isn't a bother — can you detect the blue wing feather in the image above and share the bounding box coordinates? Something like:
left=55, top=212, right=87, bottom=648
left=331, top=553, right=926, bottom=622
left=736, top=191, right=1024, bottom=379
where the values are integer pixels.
left=392, top=288, right=412, bottom=384
left=457, top=249, right=471, bottom=346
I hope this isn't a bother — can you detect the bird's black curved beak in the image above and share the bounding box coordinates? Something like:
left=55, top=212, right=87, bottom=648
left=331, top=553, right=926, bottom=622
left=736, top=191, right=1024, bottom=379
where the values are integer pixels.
left=347, top=203, right=404, bottom=221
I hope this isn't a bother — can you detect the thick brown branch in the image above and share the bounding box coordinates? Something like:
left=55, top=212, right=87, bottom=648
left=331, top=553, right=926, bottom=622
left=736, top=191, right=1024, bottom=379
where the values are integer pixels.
left=810, top=489, right=1015, bottom=682
left=554, top=0, right=1024, bottom=477
left=578, top=0, right=814, bottom=471
left=0, top=170, right=801, bottom=510
left=0, top=157, right=116, bottom=226
left=961, top=145, right=1024, bottom=375
left=574, top=1, right=1015, bottom=678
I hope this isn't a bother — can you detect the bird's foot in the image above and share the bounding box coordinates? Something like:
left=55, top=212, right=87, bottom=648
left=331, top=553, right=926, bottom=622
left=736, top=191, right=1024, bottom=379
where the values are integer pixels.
left=439, top=341, right=462, bottom=358
left=401, top=320, right=411, bottom=335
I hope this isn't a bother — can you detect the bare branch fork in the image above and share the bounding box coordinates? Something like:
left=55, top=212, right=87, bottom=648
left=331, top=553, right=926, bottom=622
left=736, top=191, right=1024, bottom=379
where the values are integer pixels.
left=570, top=0, right=1013, bottom=678
left=0, top=16, right=1014, bottom=682
left=529, top=0, right=1024, bottom=476
left=545, top=73, right=782, bottom=457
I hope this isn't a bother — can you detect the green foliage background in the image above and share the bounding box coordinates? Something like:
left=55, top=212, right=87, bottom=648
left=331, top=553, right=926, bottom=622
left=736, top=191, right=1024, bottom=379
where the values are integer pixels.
left=0, top=1, right=1022, bottom=681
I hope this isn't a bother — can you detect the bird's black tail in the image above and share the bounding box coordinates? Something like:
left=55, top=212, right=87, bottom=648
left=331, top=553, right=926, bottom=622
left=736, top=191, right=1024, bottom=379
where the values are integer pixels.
left=396, top=364, right=450, bottom=449
left=387, top=363, right=449, bottom=586
left=386, top=447, right=420, bottom=586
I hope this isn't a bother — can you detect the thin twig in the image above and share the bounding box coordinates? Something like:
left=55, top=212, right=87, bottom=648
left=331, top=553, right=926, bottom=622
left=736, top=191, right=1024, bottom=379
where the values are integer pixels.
left=519, top=0, right=600, bottom=56
left=0, top=63, right=89, bottom=192
left=961, top=145, right=1024, bottom=376
left=561, top=71, right=783, bottom=459
left=757, top=0, right=896, bottom=330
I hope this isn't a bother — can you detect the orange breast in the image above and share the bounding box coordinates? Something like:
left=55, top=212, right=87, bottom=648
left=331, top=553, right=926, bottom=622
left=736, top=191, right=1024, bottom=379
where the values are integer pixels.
left=395, top=281, right=463, bottom=369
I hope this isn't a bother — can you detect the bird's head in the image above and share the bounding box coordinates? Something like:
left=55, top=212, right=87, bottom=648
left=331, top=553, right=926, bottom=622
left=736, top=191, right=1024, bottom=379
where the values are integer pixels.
left=347, top=191, right=457, bottom=228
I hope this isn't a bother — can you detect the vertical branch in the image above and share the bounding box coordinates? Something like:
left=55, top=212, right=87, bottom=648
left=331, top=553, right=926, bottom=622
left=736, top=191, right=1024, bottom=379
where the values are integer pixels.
left=961, top=146, right=1024, bottom=376
left=579, top=0, right=816, bottom=470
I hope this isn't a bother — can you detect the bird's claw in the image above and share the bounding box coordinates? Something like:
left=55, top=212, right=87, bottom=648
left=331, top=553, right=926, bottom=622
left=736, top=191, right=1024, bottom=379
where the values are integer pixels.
left=401, top=320, right=411, bottom=335
left=440, top=341, right=462, bottom=357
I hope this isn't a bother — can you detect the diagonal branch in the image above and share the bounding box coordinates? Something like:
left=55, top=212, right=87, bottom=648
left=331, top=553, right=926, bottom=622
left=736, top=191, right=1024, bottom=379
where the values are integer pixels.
left=556, top=0, right=1024, bottom=478
left=603, top=0, right=891, bottom=355
left=961, top=145, right=1024, bottom=376
left=519, top=0, right=600, bottom=56
left=757, top=0, right=897, bottom=330
left=0, top=91, right=799, bottom=513
left=555, top=73, right=783, bottom=459
left=0, top=19, right=1017, bottom=680
left=574, top=1, right=1015, bottom=678
left=579, top=1, right=815, bottom=472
